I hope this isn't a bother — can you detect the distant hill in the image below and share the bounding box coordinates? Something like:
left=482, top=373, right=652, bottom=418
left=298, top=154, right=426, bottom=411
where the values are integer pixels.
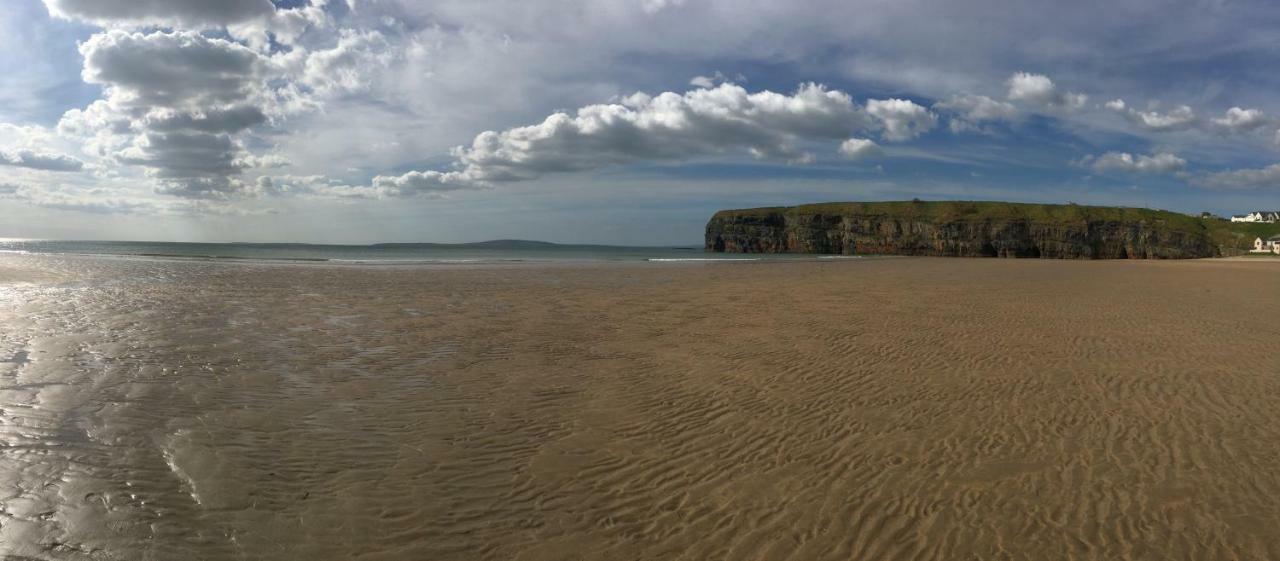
left=368, top=239, right=657, bottom=250
left=706, top=200, right=1280, bottom=259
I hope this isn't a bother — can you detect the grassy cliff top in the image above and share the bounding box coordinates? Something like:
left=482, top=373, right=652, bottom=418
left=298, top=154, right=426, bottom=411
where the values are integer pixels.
left=715, top=200, right=1196, bottom=226
left=710, top=200, right=1280, bottom=248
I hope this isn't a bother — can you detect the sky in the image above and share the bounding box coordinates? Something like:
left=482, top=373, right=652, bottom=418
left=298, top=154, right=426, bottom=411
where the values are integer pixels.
left=3, top=0, right=1280, bottom=244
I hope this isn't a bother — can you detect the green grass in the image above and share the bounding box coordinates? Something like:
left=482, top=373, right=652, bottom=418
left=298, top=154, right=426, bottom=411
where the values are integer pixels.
left=712, top=200, right=1280, bottom=250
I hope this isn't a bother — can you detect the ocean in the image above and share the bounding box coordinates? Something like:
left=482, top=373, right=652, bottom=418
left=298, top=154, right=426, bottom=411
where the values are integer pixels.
left=0, top=239, right=844, bottom=264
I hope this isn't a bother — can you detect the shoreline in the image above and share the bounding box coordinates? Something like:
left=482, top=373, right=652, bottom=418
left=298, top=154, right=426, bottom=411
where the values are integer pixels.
left=2, top=250, right=1277, bottom=276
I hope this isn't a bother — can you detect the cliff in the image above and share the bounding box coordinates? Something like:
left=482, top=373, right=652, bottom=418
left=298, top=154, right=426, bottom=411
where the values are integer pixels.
left=705, top=201, right=1274, bottom=259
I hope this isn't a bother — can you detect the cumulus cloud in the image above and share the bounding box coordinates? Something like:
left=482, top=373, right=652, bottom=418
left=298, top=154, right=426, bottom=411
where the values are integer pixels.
left=865, top=98, right=937, bottom=141
left=1196, top=164, right=1280, bottom=190
left=1210, top=107, right=1268, bottom=133
left=838, top=138, right=882, bottom=160
left=56, top=21, right=389, bottom=201
left=249, top=171, right=476, bottom=200
left=426, top=82, right=872, bottom=183
left=252, top=174, right=366, bottom=198
left=1084, top=151, right=1186, bottom=174
left=1131, top=106, right=1197, bottom=131
left=369, top=171, right=481, bottom=197
left=230, top=2, right=330, bottom=48
left=933, top=93, right=1017, bottom=133
left=67, top=30, right=273, bottom=197
left=1105, top=99, right=1197, bottom=132
left=301, top=29, right=394, bottom=95
left=0, top=149, right=85, bottom=172
left=80, top=30, right=266, bottom=109
left=1006, top=72, right=1087, bottom=110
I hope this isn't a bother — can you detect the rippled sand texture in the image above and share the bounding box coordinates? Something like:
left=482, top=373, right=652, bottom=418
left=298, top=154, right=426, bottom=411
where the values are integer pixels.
left=3, top=255, right=1280, bottom=560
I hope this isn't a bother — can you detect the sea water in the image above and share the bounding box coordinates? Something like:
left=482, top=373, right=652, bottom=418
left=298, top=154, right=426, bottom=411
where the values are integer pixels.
left=0, top=239, right=850, bottom=264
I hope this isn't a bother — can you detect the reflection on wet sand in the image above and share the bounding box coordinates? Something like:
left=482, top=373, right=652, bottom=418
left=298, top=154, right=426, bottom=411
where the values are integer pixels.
left=2, top=254, right=1280, bottom=560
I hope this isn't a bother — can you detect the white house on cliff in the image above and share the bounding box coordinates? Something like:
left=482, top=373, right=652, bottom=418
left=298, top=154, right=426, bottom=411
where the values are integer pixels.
left=1232, top=211, right=1280, bottom=223
left=1253, top=235, right=1280, bottom=254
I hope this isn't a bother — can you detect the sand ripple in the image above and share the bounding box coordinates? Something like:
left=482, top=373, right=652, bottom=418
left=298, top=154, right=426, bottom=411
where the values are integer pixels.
left=0, top=255, right=1278, bottom=560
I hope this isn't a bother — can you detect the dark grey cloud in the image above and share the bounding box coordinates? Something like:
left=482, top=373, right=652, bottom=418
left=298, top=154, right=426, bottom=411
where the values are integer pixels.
left=64, top=30, right=282, bottom=198
left=0, top=148, right=85, bottom=171
left=118, top=131, right=250, bottom=198
left=43, top=0, right=275, bottom=28
left=143, top=105, right=269, bottom=134
left=80, top=30, right=265, bottom=110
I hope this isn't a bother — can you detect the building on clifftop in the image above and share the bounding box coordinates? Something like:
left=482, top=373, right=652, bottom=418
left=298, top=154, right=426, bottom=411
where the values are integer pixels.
left=1232, top=211, right=1280, bottom=223
left=1252, top=235, right=1280, bottom=254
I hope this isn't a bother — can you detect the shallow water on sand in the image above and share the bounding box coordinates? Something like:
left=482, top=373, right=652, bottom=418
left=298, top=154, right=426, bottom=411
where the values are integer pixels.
left=2, top=254, right=1280, bottom=560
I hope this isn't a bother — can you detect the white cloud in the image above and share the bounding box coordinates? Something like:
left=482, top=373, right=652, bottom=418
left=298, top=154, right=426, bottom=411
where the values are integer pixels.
left=229, top=2, right=330, bottom=48
left=1196, top=164, right=1280, bottom=190
left=431, top=82, right=872, bottom=183
left=1006, top=72, right=1087, bottom=110
left=1132, top=106, right=1197, bottom=131
left=1085, top=151, right=1186, bottom=174
left=689, top=75, right=715, bottom=88
left=688, top=71, right=742, bottom=89
left=250, top=171, right=480, bottom=200
left=865, top=98, right=937, bottom=141
left=301, top=29, right=394, bottom=95
left=0, top=148, right=84, bottom=172
left=371, top=170, right=479, bottom=197
left=933, top=93, right=1017, bottom=133
left=1105, top=99, right=1197, bottom=132
left=642, top=0, right=686, bottom=14
left=1210, top=107, right=1268, bottom=133
left=838, top=138, right=882, bottom=160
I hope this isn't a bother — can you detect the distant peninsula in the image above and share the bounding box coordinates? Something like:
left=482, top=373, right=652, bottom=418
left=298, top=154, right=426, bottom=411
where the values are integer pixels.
left=705, top=200, right=1280, bottom=259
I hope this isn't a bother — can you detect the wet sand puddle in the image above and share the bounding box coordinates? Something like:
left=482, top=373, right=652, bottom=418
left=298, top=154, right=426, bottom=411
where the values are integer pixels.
left=0, top=255, right=1279, bottom=560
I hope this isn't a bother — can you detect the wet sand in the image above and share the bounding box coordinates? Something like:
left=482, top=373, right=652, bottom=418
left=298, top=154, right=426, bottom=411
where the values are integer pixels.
left=2, top=254, right=1280, bottom=560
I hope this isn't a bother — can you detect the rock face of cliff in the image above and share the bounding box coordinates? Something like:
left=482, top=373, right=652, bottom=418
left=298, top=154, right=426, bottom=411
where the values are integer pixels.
left=705, top=201, right=1229, bottom=259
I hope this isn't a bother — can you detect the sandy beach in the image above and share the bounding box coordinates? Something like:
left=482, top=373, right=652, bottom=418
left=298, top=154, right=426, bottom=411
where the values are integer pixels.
left=2, top=254, right=1280, bottom=560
